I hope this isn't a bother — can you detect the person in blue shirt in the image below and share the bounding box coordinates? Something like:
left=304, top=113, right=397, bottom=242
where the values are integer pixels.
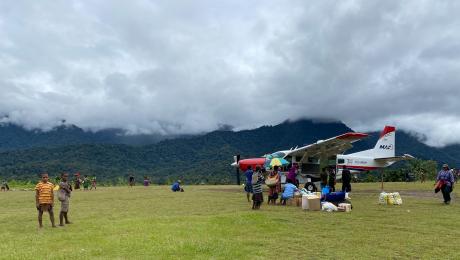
left=244, top=166, right=254, bottom=202
left=171, top=180, right=184, bottom=192
left=280, top=179, right=299, bottom=205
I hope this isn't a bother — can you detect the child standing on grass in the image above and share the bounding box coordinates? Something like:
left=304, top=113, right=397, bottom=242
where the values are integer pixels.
left=143, top=176, right=151, bottom=187
left=90, top=176, right=97, bottom=190
left=35, top=173, right=56, bottom=228
left=58, top=173, right=72, bottom=226
left=83, top=175, right=90, bottom=191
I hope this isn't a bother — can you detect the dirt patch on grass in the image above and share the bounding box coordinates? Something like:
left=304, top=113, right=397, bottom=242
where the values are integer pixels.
left=202, top=187, right=242, bottom=193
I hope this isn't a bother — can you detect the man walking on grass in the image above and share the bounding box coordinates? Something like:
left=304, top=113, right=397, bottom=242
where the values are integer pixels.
left=35, top=173, right=56, bottom=228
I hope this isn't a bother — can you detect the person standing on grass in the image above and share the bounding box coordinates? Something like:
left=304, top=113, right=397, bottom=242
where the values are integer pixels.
left=341, top=166, right=352, bottom=193
left=74, top=173, right=81, bottom=190
left=267, top=166, right=281, bottom=205
left=320, top=168, right=328, bottom=189
left=58, top=173, right=72, bottom=226
left=244, top=166, right=254, bottom=202
left=144, top=176, right=152, bottom=187
left=129, top=174, right=135, bottom=187
left=287, top=164, right=299, bottom=187
left=436, top=164, right=455, bottom=205
left=1, top=180, right=9, bottom=191
left=328, top=168, right=336, bottom=192
left=251, top=166, right=265, bottom=210
left=82, top=175, right=90, bottom=191
left=452, top=168, right=458, bottom=184
left=35, top=173, right=56, bottom=228
left=420, top=169, right=426, bottom=183
left=90, top=176, right=97, bottom=190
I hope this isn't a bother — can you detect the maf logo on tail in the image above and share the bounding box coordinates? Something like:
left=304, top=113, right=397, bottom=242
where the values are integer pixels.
left=379, top=144, right=394, bottom=150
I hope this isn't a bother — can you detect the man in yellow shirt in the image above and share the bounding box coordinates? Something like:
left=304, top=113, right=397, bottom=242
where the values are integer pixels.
left=35, top=173, right=56, bottom=228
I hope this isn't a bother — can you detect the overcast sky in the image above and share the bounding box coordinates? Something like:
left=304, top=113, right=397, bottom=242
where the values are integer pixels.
left=1, top=1, right=460, bottom=147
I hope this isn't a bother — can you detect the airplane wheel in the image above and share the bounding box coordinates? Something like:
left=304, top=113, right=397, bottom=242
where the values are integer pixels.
left=304, top=182, right=316, bottom=192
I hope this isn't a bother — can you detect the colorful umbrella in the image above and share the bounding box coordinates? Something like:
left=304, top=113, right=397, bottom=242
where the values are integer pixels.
left=265, top=157, right=290, bottom=168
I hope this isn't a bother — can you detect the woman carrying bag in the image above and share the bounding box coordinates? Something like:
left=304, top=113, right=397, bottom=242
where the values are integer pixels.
left=266, top=166, right=281, bottom=205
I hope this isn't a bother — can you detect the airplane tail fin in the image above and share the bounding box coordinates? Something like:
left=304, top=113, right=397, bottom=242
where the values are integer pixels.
left=373, top=126, right=396, bottom=158
left=348, top=126, right=396, bottom=158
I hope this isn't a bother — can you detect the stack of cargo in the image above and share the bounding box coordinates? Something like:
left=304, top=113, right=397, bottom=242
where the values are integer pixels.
left=379, top=192, right=403, bottom=205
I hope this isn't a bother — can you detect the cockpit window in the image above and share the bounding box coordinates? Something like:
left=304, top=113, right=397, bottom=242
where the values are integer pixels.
left=271, top=151, right=286, bottom=158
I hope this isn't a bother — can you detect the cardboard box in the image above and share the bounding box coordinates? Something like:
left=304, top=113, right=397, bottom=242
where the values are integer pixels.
left=302, top=195, right=309, bottom=210
left=307, top=197, right=321, bottom=211
left=302, top=195, right=319, bottom=210
left=295, top=197, right=302, bottom=207
left=338, top=203, right=352, bottom=212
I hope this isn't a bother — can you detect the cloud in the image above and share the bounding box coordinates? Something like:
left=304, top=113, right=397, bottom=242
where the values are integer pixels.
left=0, top=0, right=459, bottom=146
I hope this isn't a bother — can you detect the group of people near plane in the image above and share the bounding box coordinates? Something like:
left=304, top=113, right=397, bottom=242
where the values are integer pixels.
left=22, top=161, right=460, bottom=228
left=243, top=164, right=353, bottom=210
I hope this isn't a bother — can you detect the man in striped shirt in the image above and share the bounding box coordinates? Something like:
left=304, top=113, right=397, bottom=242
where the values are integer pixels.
left=35, top=173, right=56, bottom=228
left=251, top=166, right=265, bottom=210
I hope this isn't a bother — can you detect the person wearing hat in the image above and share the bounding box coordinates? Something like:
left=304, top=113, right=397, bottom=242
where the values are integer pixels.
left=436, top=164, right=455, bottom=204
left=171, top=180, right=184, bottom=192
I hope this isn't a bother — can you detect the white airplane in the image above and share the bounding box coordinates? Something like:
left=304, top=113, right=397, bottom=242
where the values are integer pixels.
left=233, top=126, right=413, bottom=190
left=335, top=126, right=414, bottom=176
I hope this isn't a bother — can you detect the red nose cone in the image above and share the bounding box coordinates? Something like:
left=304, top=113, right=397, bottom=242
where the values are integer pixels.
left=238, top=158, right=266, bottom=171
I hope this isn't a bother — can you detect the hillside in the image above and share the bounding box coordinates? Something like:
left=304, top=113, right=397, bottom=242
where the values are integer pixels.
left=0, top=123, right=174, bottom=150
left=0, top=119, right=458, bottom=184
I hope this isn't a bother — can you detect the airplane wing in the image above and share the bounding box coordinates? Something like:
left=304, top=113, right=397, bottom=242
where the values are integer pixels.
left=286, top=132, right=369, bottom=159
left=374, top=154, right=415, bottom=163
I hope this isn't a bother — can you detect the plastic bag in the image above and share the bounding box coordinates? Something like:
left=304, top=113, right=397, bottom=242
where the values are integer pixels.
left=379, top=192, right=403, bottom=205
left=393, top=192, right=403, bottom=205
left=321, top=202, right=338, bottom=212
left=265, top=176, right=278, bottom=187
left=379, top=192, right=387, bottom=204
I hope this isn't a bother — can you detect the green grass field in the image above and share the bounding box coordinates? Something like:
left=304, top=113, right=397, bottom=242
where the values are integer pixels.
left=0, top=182, right=459, bottom=259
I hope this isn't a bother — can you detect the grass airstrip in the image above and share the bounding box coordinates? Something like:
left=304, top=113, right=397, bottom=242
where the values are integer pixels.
left=0, top=182, right=459, bottom=259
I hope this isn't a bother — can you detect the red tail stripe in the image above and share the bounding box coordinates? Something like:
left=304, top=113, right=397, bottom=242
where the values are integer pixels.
left=379, top=126, right=396, bottom=138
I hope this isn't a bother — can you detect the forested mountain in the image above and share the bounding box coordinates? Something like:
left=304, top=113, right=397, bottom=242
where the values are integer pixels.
left=0, top=119, right=458, bottom=184
left=0, top=123, right=176, bottom=150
